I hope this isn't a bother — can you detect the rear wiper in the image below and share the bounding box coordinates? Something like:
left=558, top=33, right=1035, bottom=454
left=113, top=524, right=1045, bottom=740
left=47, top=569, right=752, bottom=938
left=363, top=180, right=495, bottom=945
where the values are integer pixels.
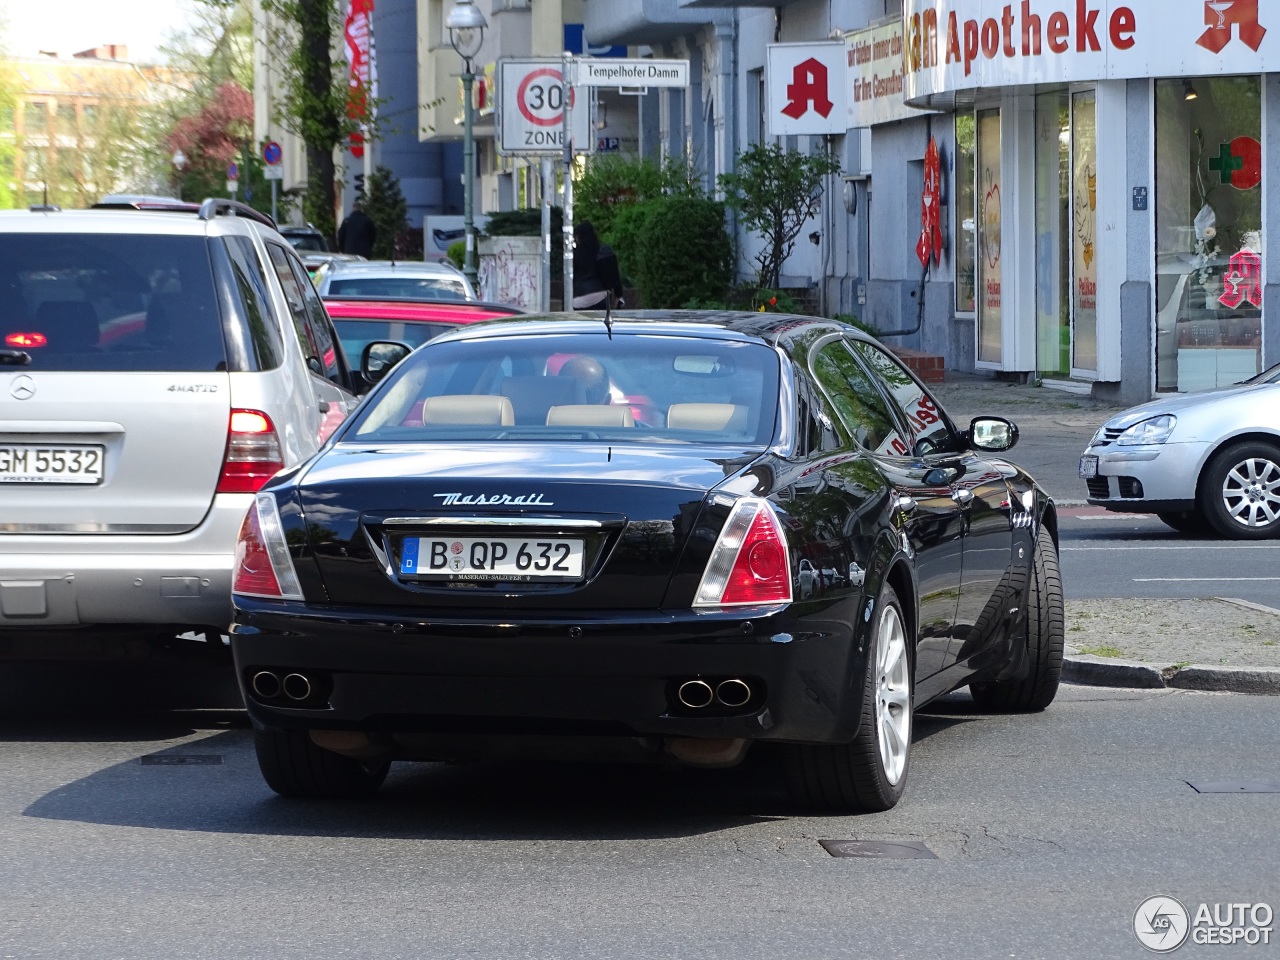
left=0, top=349, right=32, bottom=366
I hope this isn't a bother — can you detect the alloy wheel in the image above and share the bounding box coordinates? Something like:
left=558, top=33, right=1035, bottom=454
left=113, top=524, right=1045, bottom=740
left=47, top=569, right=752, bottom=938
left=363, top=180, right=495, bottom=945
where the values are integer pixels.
left=1220, top=456, right=1280, bottom=530
left=875, top=603, right=912, bottom=785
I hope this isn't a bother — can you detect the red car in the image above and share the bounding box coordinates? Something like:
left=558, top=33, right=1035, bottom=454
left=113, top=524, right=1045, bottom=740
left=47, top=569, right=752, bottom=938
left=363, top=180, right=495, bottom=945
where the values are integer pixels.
left=323, top=296, right=523, bottom=369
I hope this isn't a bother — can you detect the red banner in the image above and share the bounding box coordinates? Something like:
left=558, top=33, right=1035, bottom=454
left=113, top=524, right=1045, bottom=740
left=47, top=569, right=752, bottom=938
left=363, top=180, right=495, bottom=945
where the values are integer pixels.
left=345, top=0, right=374, bottom=157
left=916, top=136, right=944, bottom=269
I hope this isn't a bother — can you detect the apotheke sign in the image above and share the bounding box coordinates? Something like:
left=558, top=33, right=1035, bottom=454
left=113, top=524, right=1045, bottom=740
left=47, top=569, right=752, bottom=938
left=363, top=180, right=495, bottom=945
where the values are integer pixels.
left=903, top=0, right=1279, bottom=103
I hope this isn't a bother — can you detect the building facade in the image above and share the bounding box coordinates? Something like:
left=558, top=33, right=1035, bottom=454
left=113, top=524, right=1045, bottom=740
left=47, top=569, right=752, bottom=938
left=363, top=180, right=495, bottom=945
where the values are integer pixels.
left=583, top=0, right=1280, bottom=402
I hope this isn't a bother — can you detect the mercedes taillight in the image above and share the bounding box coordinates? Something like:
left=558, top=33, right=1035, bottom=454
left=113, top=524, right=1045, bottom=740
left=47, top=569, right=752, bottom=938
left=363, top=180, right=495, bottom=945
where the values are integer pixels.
left=217, top=409, right=285, bottom=494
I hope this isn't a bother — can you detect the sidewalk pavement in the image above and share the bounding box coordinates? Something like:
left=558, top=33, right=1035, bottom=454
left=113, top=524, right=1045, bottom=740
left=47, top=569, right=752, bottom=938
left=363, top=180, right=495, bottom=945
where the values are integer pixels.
left=929, top=372, right=1280, bottom=696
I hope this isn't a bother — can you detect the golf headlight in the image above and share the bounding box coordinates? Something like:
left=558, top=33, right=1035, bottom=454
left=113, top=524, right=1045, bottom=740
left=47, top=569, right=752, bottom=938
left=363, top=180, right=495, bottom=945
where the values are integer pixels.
left=1117, top=414, right=1177, bottom=445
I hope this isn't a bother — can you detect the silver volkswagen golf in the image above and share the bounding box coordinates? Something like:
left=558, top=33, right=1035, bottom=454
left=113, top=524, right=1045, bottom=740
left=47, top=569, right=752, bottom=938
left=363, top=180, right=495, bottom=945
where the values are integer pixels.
left=1079, top=363, right=1280, bottom=538
left=0, top=201, right=362, bottom=658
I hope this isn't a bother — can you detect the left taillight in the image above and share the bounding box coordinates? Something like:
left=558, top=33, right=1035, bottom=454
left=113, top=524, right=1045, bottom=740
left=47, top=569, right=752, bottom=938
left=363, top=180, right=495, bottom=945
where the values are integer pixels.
left=693, top=498, right=793, bottom=608
left=217, top=409, right=285, bottom=494
left=233, top=493, right=305, bottom=600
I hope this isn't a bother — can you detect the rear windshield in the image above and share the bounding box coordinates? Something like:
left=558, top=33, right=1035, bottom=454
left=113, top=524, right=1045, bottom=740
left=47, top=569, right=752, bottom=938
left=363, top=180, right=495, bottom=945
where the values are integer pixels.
left=286, top=234, right=328, bottom=253
left=0, top=233, right=226, bottom=372
left=328, top=276, right=469, bottom=300
left=347, top=332, right=780, bottom=446
left=334, top=318, right=456, bottom=361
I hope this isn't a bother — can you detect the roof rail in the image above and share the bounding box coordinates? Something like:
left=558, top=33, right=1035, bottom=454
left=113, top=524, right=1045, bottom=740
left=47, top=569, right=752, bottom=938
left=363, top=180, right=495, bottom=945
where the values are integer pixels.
left=29, top=204, right=61, bottom=213
left=196, top=198, right=278, bottom=231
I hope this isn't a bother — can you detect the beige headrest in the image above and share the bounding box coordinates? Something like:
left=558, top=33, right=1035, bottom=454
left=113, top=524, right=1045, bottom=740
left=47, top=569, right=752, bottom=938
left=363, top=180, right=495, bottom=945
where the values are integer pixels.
left=545, top=404, right=635, bottom=427
left=421, top=395, right=515, bottom=426
left=666, top=402, right=747, bottom=432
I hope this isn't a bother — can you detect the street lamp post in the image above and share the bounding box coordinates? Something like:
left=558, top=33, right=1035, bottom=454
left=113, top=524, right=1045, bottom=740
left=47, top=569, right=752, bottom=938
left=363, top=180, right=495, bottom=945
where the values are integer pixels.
left=446, top=0, right=488, bottom=289
left=172, top=149, right=187, bottom=201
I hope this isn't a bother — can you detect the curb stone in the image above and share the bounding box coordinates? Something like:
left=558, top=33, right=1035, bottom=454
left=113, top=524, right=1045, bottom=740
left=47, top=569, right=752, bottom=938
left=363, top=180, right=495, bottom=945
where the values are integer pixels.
left=1063, top=655, right=1280, bottom=696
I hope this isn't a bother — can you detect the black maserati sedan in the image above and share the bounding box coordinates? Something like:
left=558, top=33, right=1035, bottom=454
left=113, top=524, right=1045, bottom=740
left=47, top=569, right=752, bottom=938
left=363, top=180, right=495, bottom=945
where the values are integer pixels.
left=230, top=312, right=1063, bottom=811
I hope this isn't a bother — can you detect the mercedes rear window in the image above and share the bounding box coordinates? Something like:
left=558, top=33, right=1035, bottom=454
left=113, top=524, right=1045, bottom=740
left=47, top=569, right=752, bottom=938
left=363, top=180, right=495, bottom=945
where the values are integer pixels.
left=347, top=332, right=779, bottom=446
left=0, top=233, right=226, bottom=371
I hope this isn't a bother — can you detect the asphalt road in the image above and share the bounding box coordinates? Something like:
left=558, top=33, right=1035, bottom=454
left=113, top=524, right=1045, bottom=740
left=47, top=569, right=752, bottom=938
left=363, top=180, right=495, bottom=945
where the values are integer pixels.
left=1, top=661, right=1277, bottom=960
left=1059, top=509, right=1280, bottom=605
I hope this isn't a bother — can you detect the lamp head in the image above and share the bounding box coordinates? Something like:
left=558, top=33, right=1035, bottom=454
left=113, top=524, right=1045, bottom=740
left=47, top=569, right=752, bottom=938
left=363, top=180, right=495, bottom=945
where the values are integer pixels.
left=446, top=0, right=487, bottom=60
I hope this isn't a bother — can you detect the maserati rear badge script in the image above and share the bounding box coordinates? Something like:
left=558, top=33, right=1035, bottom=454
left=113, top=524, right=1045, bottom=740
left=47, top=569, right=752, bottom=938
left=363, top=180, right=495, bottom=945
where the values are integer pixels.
left=432, top=492, right=555, bottom=507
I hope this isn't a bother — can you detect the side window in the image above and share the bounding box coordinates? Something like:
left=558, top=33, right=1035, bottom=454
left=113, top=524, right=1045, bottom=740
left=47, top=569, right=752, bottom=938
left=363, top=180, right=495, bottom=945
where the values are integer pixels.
left=286, top=253, right=346, bottom=385
left=222, top=237, right=283, bottom=370
left=849, top=340, right=955, bottom=456
left=811, top=341, right=910, bottom=457
left=266, top=243, right=326, bottom=376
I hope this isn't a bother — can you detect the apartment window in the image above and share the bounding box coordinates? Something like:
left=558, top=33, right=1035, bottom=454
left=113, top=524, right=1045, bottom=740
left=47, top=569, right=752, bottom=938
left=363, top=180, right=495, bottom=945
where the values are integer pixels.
left=24, top=102, right=47, bottom=133
left=746, top=69, right=764, bottom=144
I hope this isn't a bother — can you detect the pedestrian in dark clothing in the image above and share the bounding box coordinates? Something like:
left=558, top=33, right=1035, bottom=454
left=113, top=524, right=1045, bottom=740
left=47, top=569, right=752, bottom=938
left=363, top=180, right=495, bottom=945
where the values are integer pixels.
left=338, top=201, right=377, bottom=258
left=571, top=221, right=625, bottom=310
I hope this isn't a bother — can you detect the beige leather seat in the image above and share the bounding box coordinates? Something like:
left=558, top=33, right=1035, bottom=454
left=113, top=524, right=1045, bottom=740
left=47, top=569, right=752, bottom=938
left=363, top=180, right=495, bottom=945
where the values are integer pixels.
left=666, top=402, right=748, bottom=432
left=545, top=404, right=634, bottom=427
left=420, top=395, right=515, bottom=426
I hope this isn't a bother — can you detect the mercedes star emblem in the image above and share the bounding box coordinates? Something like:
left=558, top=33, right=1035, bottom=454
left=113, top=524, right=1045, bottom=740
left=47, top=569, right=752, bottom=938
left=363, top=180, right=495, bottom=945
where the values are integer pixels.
left=10, top=375, right=36, bottom=401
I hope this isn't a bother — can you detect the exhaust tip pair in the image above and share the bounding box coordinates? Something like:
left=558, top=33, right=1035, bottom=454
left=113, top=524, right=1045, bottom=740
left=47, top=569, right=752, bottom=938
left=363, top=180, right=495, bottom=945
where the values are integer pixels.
left=677, top=677, right=752, bottom=710
left=251, top=670, right=313, bottom=702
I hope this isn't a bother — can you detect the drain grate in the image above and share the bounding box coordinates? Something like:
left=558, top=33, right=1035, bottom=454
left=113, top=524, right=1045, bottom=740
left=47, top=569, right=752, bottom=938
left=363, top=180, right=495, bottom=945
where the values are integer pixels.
left=820, top=839, right=938, bottom=859
left=1186, top=779, right=1280, bottom=794
left=140, top=754, right=223, bottom=766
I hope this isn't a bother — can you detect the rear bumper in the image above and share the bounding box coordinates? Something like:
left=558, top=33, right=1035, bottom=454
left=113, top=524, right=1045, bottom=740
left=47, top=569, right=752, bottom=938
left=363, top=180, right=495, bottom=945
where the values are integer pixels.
left=0, top=494, right=252, bottom=632
left=231, top=597, right=868, bottom=748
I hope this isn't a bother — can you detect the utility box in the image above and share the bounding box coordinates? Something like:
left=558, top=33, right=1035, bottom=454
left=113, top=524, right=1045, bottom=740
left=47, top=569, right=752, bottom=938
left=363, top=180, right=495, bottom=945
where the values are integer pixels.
left=478, top=235, right=543, bottom=310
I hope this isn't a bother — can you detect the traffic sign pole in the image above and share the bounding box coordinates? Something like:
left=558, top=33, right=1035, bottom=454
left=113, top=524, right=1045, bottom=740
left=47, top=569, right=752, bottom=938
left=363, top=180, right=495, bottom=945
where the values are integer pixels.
left=541, top=157, right=553, bottom=313
left=562, top=52, right=574, bottom=309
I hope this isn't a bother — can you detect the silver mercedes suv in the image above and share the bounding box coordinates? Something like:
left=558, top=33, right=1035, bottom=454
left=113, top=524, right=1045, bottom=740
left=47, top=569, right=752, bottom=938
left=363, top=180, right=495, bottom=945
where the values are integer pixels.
left=0, top=200, right=361, bottom=659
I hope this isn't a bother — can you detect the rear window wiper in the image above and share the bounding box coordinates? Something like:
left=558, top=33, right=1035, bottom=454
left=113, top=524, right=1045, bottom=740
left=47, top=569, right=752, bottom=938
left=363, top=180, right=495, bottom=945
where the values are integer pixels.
left=0, top=349, right=32, bottom=366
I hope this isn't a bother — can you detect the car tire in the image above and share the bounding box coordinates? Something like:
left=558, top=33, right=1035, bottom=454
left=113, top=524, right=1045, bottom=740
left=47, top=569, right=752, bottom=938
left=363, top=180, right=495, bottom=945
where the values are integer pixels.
left=1199, top=441, right=1280, bottom=540
left=784, top=582, right=912, bottom=812
left=969, top=525, right=1064, bottom=712
left=1157, top=510, right=1212, bottom=536
left=253, top=728, right=390, bottom=799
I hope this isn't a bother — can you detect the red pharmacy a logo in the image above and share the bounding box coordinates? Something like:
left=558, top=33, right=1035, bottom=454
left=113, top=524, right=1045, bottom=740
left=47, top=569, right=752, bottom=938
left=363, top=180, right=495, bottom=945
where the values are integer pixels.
left=781, top=58, right=833, bottom=120
left=1197, top=0, right=1267, bottom=54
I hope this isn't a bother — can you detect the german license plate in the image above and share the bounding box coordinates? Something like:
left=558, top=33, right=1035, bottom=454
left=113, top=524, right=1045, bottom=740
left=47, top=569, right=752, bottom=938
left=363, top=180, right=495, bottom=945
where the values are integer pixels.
left=400, top=536, right=586, bottom=581
left=0, top=445, right=105, bottom=484
left=1078, top=455, right=1098, bottom=479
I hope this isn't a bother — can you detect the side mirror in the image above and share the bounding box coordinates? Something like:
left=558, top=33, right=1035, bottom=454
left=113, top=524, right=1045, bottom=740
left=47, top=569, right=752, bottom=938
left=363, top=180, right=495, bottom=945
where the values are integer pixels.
left=360, top=340, right=412, bottom=388
left=968, top=416, right=1019, bottom=452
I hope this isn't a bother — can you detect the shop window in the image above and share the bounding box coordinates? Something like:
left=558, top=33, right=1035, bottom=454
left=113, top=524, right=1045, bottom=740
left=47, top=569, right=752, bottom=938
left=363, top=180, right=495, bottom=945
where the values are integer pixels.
left=976, top=109, right=1002, bottom=364
left=1034, top=91, right=1070, bottom=377
left=954, top=113, right=976, bottom=314
left=1071, top=91, right=1097, bottom=373
left=1155, top=76, right=1262, bottom=393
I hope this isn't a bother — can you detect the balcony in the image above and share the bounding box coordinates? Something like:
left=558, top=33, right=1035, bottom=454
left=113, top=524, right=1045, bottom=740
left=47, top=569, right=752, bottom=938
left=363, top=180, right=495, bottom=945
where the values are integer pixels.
left=583, top=0, right=733, bottom=46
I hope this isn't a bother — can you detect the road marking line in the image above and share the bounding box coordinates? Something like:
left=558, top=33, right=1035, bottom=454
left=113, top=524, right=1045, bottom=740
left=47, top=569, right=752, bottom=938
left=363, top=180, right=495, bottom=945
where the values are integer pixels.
left=1064, top=544, right=1280, bottom=551
left=1133, top=577, right=1280, bottom=582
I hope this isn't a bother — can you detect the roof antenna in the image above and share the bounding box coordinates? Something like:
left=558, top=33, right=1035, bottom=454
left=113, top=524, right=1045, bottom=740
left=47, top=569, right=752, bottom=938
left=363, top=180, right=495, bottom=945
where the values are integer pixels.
left=603, top=293, right=613, bottom=339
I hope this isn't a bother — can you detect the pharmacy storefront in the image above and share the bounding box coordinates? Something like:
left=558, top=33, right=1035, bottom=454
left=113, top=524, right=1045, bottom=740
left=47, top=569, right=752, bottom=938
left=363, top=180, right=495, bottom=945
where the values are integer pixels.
left=903, top=0, right=1280, bottom=398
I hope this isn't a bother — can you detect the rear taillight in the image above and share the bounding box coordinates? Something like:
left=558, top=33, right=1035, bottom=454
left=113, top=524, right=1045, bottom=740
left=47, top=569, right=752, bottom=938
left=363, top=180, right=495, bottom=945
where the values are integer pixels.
left=233, top=494, right=304, bottom=599
left=217, top=409, right=284, bottom=494
left=694, top=498, right=793, bottom=608
left=5, top=332, right=47, bottom=348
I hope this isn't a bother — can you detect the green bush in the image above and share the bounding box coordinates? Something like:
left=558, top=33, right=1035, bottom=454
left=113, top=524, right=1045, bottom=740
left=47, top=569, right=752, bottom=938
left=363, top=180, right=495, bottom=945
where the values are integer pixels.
left=632, top=196, right=732, bottom=309
left=576, top=154, right=703, bottom=240
left=446, top=240, right=465, bottom=269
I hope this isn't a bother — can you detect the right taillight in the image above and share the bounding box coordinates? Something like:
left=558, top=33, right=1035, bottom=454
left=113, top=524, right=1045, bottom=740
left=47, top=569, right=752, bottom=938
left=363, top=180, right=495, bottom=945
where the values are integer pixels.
left=233, top=493, right=304, bottom=599
left=694, top=498, right=793, bottom=608
left=218, top=409, right=285, bottom=494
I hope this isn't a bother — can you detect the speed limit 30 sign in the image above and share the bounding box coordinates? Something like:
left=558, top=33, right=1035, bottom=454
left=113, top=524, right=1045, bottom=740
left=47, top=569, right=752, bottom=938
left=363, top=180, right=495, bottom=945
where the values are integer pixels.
left=498, top=59, right=591, bottom=155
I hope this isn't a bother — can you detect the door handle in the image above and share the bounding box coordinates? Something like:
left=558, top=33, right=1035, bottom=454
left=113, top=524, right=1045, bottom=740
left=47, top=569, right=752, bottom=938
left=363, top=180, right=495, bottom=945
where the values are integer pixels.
left=894, top=495, right=917, bottom=514
left=952, top=488, right=974, bottom=505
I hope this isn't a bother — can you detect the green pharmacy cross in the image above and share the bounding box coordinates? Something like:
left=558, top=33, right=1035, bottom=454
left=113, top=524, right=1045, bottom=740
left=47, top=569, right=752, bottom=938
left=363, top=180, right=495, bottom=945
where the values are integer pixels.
left=1209, top=142, right=1244, bottom=184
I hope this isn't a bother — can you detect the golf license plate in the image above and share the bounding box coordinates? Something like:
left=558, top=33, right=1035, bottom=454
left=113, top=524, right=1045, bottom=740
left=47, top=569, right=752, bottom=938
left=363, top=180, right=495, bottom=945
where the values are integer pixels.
left=0, top=444, right=105, bottom=484
left=400, top=536, right=585, bottom=582
left=1078, top=455, right=1098, bottom=479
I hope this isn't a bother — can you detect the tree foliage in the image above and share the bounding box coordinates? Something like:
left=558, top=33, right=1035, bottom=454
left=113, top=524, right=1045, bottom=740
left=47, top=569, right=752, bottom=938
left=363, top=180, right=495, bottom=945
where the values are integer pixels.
left=718, top=142, right=841, bottom=288
left=362, top=165, right=407, bottom=260
left=0, top=55, right=17, bottom=209
left=574, top=154, right=703, bottom=241
left=260, top=0, right=374, bottom=241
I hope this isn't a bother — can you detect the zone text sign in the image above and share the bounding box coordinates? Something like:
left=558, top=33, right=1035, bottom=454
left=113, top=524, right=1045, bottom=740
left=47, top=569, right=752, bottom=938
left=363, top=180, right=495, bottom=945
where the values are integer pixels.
left=574, top=58, right=689, bottom=88
left=498, top=59, right=591, bottom=155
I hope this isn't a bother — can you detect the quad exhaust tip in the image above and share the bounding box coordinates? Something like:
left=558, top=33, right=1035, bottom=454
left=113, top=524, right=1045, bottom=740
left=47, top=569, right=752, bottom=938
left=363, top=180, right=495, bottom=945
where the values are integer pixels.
left=282, top=673, right=313, bottom=701
left=250, top=670, right=315, bottom=702
left=676, top=678, right=753, bottom=709
left=250, top=670, right=281, bottom=700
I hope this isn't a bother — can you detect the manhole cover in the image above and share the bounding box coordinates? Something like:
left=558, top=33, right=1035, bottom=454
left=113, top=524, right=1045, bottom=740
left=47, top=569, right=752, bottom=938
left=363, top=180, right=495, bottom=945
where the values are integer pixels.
left=1185, top=779, right=1280, bottom=794
left=140, top=754, right=223, bottom=766
left=820, top=839, right=937, bottom=859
